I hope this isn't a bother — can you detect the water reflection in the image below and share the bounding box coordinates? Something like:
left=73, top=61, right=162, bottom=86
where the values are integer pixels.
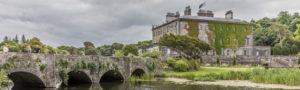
left=8, top=80, right=284, bottom=90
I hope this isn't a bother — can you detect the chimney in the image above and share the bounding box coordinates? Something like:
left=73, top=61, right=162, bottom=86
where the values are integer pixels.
left=197, top=9, right=214, bottom=17
left=225, top=10, right=233, bottom=19
left=166, top=12, right=179, bottom=22
left=184, top=6, right=191, bottom=16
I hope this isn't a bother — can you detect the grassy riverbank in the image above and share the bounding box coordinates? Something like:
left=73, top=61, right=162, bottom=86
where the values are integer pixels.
left=158, top=68, right=300, bottom=86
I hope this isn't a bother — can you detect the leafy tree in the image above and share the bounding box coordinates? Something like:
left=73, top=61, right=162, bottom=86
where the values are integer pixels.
left=111, top=42, right=123, bottom=50
left=137, top=40, right=152, bottom=48
left=3, top=36, right=8, bottom=42
left=291, top=44, right=298, bottom=54
left=83, top=41, right=98, bottom=55
left=140, top=51, right=162, bottom=59
left=289, top=19, right=300, bottom=32
left=97, top=45, right=112, bottom=56
left=0, top=40, right=21, bottom=52
left=159, top=34, right=211, bottom=60
left=122, top=44, right=138, bottom=56
left=84, top=41, right=95, bottom=48
left=57, top=46, right=78, bottom=55
left=295, top=24, right=300, bottom=41
left=278, top=11, right=292, bottom=25
left=272, top=44, right=282, bottom=55
left=292, top=12, right=300, bottom=19
left=115, top=50, right=124, bottom=59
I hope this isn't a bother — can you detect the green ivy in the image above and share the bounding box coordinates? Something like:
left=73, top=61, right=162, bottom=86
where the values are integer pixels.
left=208, top=21, right=252, bottom=54
left=59, top=59, right=69, bottom=69
left=146, top=62, right=155, bottom=71
left=98, top=61, right=104, bottom=72
left=36, top=58, right=42, bottom=62
left=88, top=62, right=96, bottom=74
left=8, top=55, right=18, bottom=61
left=59, top=69, right=68, bottom=85
left=81, top=60, right=87, bottom=69
left=3, top=63, right=13, bottom=69
left=187, top=20, right=199, bottom=38
left=40, top=64, right=47, bottom=72
left=74, top=62, right=82, bottom=72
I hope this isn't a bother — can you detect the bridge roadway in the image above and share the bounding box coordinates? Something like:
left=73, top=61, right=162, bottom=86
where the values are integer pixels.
left=0, top=52, right=157, bottom=88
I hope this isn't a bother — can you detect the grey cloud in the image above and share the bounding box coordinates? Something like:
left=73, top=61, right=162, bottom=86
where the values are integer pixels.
left=0, top=0, right=299, bottom=47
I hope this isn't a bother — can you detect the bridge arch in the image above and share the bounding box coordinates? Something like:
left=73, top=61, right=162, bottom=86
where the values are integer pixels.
left=8, top=71, right=46, bottom=88
left=68, top=70, right=92, bottom=84
left=131, top=68, right=146, bottom=77
left=100, top=70, right=124, bottom=82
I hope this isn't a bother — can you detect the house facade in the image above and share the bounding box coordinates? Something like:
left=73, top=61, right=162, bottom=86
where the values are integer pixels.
left=139, top=6, right=271, bottom=57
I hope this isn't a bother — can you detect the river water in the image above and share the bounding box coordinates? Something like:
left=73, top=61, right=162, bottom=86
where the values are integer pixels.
left=6, top=80, right=283, bottom=90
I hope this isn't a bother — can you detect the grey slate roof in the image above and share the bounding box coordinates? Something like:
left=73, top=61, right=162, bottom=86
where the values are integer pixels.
left=179, top=15, right=245, bottom=23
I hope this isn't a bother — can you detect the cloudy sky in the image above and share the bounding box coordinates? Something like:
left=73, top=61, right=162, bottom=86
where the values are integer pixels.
left=0, top=0, right=299, bottom=47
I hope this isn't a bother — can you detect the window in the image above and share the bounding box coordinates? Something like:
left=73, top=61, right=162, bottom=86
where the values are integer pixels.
left=245, top=38, right=249, bottom=45
left=213, top=39, right=215, bottom=44
left=256, top=51, right=259, bottom=56
left=205, top=25, right=209, bottom=30
left=185, top=24, right=189, bottom=29
left=227, top=50, right=230, bottom=56
left=244, top=50, right=247, bottom=56
left=199, top=24, right=202, bottom=30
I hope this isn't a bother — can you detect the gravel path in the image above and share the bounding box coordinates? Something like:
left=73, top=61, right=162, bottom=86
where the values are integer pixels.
left=163, top=78, right=300, bottom=89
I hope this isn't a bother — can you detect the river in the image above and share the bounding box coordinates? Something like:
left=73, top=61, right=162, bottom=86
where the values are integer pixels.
left=5, top=80, right=283, bottom=90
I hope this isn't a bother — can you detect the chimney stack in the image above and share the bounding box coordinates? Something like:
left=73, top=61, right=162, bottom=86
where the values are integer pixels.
left=184, top=6, right=191, bottom=16
left=225, top=10, right=233, bottom=19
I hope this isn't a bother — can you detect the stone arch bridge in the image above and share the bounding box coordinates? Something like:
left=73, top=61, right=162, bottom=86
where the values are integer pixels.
left=0, top=52, right=159, bottom=88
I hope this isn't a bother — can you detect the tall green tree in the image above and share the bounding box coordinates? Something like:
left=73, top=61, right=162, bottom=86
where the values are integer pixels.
left=278, top=11, right=292, bottom=25
left=83, top=41, right=98, bottom=55
left=122, top=44, right=138, bottom=56
left=21, top=34, right=27, bottom=43
left=3, top=36, right=8, bottom=42
left=159, top=34, right=211, bottom=60
left=111, top=42, right=124, bottom=50
left=289, top=18, right=300, bottom=32
left=84, top=41, right=95, bottom=48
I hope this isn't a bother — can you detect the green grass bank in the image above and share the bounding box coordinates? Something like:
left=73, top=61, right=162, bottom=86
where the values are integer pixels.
left=158, top=68, right=300, bottom=86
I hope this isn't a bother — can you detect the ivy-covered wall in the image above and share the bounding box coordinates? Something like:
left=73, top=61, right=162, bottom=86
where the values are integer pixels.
left=187, top=20, right=199, bottom=38
left=208, top=21, right=252, bottom=54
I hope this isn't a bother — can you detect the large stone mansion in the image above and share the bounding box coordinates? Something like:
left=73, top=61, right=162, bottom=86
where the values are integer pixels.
left=139, top=6, right=270, bottom=57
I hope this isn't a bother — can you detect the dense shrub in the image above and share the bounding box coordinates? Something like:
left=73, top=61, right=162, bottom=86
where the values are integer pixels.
left=88, top=62, right=96, bottom=74
left=40, top=64, right=47, bottom=72
left=141, top=51, right=162, bottom=58
left=167, top=57, right=177, bottom=68
left=216, top=58, right=220, bottom=65
left=174, top=60, right=189, bottom=72
left=188, top=60, right=200, bottom=70
left=232, top=58, right=236, bottom=66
